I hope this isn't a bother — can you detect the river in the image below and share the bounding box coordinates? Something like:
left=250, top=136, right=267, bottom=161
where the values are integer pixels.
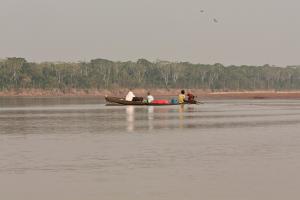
left=0, top=97, right=300, bottom=200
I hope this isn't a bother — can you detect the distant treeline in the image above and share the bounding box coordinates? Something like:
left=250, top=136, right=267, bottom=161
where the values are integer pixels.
left=1, top=57, right=300, bottom=91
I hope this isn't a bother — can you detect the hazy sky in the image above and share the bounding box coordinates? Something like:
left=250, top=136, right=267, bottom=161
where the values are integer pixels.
left=0, top=0, right=299, bottom=66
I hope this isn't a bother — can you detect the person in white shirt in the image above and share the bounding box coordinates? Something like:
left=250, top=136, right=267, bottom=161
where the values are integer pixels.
left=147, top=92, right=154, bottom=103
left=125, top=89, right=135, bottom=101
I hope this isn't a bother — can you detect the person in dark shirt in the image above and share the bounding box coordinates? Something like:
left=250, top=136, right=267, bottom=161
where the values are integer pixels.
left=187, top=92, right=197, bottom=103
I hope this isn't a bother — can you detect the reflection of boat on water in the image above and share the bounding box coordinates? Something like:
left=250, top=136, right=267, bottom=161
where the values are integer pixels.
left=148, top=106, right=154, bottom=130
left=126, top=106, right=135, bottom=132
left=105, top=96, right=200, bottom=106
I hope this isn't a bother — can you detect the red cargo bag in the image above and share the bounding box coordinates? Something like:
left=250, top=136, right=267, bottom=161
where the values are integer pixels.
left=151, top=99, right=169, bottom=104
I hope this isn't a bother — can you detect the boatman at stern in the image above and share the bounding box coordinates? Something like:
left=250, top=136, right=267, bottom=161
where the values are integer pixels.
left=125, top=89, right=135, bottom=101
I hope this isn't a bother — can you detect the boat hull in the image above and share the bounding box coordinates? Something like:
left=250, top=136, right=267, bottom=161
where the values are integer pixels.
left=105, top=96, right=198, bottom=106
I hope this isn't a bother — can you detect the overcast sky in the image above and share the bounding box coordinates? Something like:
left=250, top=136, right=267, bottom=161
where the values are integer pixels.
left=0, top=0, right=299, bottom=66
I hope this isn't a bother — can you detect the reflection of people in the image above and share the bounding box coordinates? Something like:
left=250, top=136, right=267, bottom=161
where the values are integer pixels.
left=178, top=90, right=186, bottom=104
left=146, top=92, right=154, bottom=103
left=178, top=104, right=185, bottom=129
left=148, top=106, right=154, bottom=130
left=179, top=104, right=185, bottom=113
left=125, top=89, right=135, bottom=101
left=126, top=106, right=135, bottom=132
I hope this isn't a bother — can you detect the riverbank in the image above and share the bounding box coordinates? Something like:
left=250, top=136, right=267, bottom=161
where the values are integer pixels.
left=1, top=89, right=300, bottom=99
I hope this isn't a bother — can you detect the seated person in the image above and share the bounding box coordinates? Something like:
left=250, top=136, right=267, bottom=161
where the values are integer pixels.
left=187, top=92, right=196, bottom=102
left=178, top=89, right=186, bottom=104
left=146, top=92, right=154, bottom=103
left=125, top=89, right=135, bottom=101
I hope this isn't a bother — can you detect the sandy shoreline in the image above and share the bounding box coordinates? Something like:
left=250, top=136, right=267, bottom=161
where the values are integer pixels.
left=1, top=89, right=300, bottom=99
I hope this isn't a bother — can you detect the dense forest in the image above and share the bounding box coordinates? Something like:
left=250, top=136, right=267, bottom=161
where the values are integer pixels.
left=1, top=57, right=300, bottom=91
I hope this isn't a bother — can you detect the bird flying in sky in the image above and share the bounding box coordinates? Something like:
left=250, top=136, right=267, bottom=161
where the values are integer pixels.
left=199, top=9, right=219, bottom=24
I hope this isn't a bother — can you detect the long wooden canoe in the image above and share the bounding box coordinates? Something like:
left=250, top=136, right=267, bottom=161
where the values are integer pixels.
left=105, top=96, right=199, bottom=106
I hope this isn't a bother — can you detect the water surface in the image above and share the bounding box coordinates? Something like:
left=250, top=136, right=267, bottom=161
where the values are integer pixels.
left=0, top=97, right=300, bottom=200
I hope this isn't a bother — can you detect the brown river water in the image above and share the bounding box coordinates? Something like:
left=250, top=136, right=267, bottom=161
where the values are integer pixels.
left=0, top=97, right=300, bottom=200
